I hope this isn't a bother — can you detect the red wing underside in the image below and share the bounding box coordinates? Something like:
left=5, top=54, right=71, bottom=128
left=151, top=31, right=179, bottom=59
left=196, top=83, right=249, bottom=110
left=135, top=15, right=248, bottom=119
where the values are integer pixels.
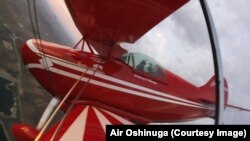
left=41, top=105, right=134, bottom=141
left=13, top=105, right=134, bottom=141
left=65, top=0, right=189, bottom=55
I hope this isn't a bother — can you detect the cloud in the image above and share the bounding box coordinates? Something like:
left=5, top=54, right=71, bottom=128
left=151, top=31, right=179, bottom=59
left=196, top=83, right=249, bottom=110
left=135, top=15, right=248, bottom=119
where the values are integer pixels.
left=208, top=0, right=250, bottom=109
left=49, top=0, right=250, bottom=124
left=167, top=1, right=211, bottom=48
left=122, top=0, right=214, bottom=85
left=122, top=0, right=250, bottom=123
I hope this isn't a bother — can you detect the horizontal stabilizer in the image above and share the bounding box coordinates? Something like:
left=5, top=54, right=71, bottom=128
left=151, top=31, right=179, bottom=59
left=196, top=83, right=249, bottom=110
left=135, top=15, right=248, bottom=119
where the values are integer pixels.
left=226, top=104, right=250, bottom=112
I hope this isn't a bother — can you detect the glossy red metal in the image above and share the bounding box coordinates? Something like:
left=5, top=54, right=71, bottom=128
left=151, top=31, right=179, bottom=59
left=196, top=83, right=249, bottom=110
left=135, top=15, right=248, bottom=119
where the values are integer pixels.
left=12, top=124, right=39, bottom=141
left=12, top=1, right=231, bottom=140
left=21, top=39, right=228, bottom=122
left=65, top=0, right=189, bottom=56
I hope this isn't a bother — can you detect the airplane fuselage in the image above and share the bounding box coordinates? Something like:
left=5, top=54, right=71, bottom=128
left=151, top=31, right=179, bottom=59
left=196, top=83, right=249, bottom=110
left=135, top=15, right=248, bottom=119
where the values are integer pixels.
left=21, top=39, right=223, bottom=123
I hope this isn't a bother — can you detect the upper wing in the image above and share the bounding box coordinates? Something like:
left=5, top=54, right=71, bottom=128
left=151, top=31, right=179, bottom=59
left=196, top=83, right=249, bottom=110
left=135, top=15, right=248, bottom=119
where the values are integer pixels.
left=65, top=0, right=189, bottom=55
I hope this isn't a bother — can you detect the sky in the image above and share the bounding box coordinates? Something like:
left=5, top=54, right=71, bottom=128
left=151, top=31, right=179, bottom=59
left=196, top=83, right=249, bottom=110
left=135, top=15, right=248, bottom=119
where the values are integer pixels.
left=45, top=0, right=250, bottom=124
left=206, top=0, right=250, bottom=124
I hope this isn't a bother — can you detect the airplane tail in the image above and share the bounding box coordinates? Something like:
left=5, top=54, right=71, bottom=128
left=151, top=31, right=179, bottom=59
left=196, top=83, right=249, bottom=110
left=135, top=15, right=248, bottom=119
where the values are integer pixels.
left=226, top=104, right=250, bottom=112
left=200, top=77, right=250, bottom=116
left=199, top=76, right=228, bottom=105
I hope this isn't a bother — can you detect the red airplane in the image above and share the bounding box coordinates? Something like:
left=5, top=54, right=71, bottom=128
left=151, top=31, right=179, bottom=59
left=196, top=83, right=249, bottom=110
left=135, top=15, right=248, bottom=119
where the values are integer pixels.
left=12, top=0, right=232, bottom=141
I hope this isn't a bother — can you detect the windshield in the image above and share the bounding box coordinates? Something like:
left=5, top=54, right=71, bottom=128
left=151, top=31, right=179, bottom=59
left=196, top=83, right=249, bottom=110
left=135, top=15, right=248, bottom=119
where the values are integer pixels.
left=120, top=52, right=165, bottom=78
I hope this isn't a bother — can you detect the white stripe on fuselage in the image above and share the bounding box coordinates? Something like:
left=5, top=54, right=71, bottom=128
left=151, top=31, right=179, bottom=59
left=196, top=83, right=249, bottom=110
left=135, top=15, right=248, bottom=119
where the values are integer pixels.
left=26, top=39, right=214, bottom=110
left=27, top=63, right=212, bottom=110
left=29, top=49, right=209, bottom=108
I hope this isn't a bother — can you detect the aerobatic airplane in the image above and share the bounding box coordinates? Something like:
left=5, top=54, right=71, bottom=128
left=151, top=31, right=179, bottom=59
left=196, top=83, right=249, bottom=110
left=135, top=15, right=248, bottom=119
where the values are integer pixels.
left=11, top=0, right=234, bottom=141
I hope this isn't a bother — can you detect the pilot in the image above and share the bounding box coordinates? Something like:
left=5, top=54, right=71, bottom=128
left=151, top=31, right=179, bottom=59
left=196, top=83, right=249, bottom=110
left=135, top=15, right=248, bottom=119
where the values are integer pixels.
left=137, top=60, right=146, bottom=71
left=147, top=63, right=153, bottom=73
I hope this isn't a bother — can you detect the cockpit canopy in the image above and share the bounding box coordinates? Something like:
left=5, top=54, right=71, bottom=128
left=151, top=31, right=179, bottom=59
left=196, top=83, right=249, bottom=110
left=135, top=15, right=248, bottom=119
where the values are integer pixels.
left=119, top=52, right=165, bottom=79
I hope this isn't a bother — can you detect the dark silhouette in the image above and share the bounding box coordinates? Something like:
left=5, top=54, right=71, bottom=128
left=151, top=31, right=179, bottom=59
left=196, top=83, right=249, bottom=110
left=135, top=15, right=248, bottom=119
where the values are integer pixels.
left=136, top=60, right=146, bottom=71
left=0, top=78, right=14, bottom=116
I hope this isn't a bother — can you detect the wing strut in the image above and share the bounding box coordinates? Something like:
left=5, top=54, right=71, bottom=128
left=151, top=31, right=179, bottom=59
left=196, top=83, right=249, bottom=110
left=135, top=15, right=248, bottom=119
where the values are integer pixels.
left=49, top=64, right=103, bottom=140
left=73, top=37, right=96, bottom=54
left=35, top=71, right=86, bottom=141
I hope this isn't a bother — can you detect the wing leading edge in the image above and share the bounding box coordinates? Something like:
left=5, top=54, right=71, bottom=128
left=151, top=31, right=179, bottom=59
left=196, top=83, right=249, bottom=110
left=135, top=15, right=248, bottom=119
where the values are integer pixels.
left=65, top=0, right=189, bottom=55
